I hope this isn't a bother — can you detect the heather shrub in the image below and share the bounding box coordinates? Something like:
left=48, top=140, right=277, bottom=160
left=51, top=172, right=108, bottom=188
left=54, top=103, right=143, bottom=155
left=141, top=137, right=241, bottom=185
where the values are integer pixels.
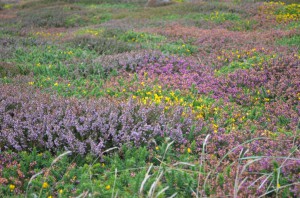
left=0, top=84, right=202, bottom=154
left=69, top=35, right=134, bottom=55
left=0, top=62, right=23, bottom=78
left=0, top=36, right=47, bottom=60
left=18, top=6, right=88, bottom=28
left=93, top=50, right=163, bottom=72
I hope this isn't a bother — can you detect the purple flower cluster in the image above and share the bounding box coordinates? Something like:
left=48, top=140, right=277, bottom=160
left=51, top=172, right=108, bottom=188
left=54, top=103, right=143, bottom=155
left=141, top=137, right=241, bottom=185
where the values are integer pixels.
left=124, top=50, right=300, bottom=106
left=0, top=84, right=202, bottom=155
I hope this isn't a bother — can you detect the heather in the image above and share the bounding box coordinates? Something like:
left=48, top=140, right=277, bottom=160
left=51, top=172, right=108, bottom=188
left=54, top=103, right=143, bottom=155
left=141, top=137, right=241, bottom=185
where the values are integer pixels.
left=0, top=0, right=299, bottom=197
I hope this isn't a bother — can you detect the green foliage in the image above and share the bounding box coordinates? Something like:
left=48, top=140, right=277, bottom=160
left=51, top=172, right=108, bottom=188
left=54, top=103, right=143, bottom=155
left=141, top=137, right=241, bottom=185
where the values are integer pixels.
left=0, top=142, right=200, bottom=197
left=159, top=41, right=198, bottom=56
left=209, top=11, right=241, bottom=23
left=119, top=31, right=166, bottom=43
left=277, top=35, right=300, bottom=46
left=229, top=20, right=258, bottom=31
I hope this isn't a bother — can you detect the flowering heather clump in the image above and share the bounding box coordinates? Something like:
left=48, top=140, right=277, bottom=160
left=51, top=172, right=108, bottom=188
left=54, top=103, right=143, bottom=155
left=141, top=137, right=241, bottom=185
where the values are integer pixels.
left=0, top=84, right=202, bottom=155
left=93, top=49, right=163, bottom=72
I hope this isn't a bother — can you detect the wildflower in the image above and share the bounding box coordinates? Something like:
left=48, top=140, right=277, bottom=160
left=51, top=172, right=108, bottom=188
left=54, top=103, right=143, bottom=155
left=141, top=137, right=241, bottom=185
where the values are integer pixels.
left=54, top=82, right=58, bottom=86
left=165, top=97, right=170, bottom=102
left=102, top=163, right=105, bottom=167
left=155, top=146, right=159, bottom=150
left=232, top=124, right=236, bottom=130
left=277, top=183, right=280, bottom=188
left=187, top=148, right=192, bottom=153
left=28, top=81, right=34, bottom=86
left=9, top=184, right=15, bottom=192
left=141, top=82, right=145, bottom=86
left=59, top=189, right=63, bottom=194
left=36, top=63, right=41, bottom=67
left=142, top=99, right=147, bottom=105
left=48, top=196, right=52, bottom=198
left=42, top=182, right=49, bottom=189
left=67, top=83, right=71, bottom=87
left=105, top=185, right=111, bottom=190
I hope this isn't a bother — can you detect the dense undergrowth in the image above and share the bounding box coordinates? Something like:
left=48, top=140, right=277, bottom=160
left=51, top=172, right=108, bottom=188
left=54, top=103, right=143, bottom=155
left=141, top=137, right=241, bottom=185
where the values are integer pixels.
left=0, top=0, right=299, bottom=197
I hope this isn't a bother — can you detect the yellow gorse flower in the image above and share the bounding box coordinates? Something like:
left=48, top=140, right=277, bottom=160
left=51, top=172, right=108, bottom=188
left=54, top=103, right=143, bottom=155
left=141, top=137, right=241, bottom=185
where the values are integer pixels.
left=42, top=182, right=49, bottom=189
left=9, top=184, right=15, bottom=191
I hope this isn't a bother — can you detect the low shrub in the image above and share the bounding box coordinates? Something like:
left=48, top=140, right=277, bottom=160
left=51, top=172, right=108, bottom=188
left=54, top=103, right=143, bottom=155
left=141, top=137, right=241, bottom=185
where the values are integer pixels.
left=0, top=84, right=201, bottom=155
left=70, top=35, right=134, bottom=55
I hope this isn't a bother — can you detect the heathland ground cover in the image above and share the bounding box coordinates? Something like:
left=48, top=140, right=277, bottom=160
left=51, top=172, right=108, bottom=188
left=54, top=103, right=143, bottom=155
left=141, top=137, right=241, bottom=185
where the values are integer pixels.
left=0, top=0, right=299, bottom=197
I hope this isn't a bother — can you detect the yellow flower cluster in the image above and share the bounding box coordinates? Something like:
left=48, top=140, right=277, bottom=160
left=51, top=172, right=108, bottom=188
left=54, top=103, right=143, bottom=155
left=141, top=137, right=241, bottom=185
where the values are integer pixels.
left=132, top=85, right=215, bottom=120
left=42, top=182, right=49, bottom=189
left=260, top=2, right=300, bottom=23
left=260, top=1, right=285, bottom=15
left=34, top=31, right=62, bottom=38
left=3, top=4, right=13, bottom=9
left=135, top=85, right=184, bottom=106
left=276, top=4, right=300, bottom=22
left=217, top=48, right=261, bottom=62
left=210, top=11, right=226, bottom=22
left=9, top=184, right=15, bottom=192
left=77, top=28, right=103, bottom=36
left=105, top=185, right=111, bottom=190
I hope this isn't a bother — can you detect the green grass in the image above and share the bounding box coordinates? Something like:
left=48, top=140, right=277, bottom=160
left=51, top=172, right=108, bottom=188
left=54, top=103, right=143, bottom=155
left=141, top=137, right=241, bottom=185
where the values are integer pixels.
left=277, top=35, right=300, bottom=46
